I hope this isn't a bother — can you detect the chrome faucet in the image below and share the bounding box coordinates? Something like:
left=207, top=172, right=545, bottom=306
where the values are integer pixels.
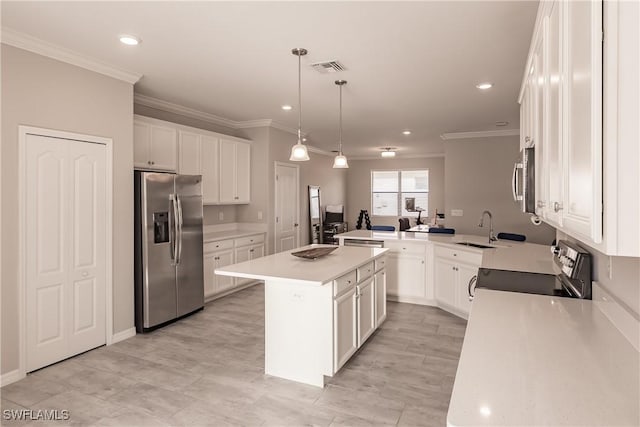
left=478, top=210, right=497, bottom=243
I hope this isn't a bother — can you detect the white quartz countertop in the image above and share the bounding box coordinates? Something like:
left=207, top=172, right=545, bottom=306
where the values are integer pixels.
left=215, top=245, right=388, bottom=286
left=335, top=230, right=556, bottom=275
left=203, top=228, right=265, bottom=243
left=447, top=289, right=640, bottom=426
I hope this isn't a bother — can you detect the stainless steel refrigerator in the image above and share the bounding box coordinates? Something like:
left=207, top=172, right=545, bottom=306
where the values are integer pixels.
left=134, top=171, right=204, bottom=332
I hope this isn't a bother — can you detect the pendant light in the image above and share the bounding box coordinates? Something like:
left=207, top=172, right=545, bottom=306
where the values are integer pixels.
left=289, top=48, right=310, bottom=161
left=333, top=80, right=349, bottom=169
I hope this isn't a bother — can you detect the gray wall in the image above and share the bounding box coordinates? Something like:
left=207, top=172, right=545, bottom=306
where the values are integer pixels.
left=1, top=46, right=135, bottom=375
left=444, top=136, right=556, bottom=244
left=346, top=157, right=445, bottom=229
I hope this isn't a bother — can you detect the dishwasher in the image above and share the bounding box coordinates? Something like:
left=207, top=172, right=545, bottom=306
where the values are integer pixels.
left=343, top=238, right=385, bottom=248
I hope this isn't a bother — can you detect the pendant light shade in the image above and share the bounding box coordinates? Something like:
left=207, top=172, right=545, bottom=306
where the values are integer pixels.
left=289, top=48, right=310, bottom=161
left=333, top=80, right=349, bottom=169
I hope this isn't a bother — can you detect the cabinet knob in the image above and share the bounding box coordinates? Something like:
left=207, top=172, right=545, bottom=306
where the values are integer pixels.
left=553, top=202, right=563, bottom=213
left=234, top=196, right=239, bottom=200
left=453, top=253, right=457, bottom=257
left=147, top=161, right=152, bottom=165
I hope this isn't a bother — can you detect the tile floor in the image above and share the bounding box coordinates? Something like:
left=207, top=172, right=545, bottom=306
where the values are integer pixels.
left=1, top=284, right=466, bottom=426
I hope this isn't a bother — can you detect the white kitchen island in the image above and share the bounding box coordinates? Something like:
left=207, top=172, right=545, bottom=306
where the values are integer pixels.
left=215, top=244, right=388, bottom=387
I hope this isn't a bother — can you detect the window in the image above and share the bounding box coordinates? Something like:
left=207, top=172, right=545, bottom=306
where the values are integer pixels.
left=372, top=170, right=429, bottom=217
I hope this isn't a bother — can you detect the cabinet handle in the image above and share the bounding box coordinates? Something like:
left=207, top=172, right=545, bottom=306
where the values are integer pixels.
left=147, top=161, right=152, bottom=165
left=537, top=200, right=546, bottom=208
left=453, top=253, right=457, bottom=257
left=468, top=275, right=478, bottom=301
left=249, top=249, right=254, bottom=253
left=234, top=196, right=239, bottom=200
left=553, top=202, right=563, bottom=213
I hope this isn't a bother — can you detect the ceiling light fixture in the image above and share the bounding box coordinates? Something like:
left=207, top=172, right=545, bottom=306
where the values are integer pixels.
left=402, top=130, right=412, bottom=135
left=289, top=48, right=310, bottom=161
left=281, top=105, right=292, bottom=111
left=119, top=35, right=140, bottom=46
left=476, top=82, right=493, bottom=90
left=381, top=148, right=396, bottom=158
left=333, top=80, right=349, bottom=169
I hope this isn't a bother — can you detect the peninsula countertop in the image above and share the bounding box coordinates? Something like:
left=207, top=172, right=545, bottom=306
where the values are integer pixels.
left=447, top=288, right=640, bottom=426
left=215, top=244, right=388, bottom=286
left=335, top=230, right=555, bottom=275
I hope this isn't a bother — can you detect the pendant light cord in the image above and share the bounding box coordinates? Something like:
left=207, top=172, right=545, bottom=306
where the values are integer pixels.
left=339, top=84, right=343, bottom=155
left=297, top=52, right=302, bottom=144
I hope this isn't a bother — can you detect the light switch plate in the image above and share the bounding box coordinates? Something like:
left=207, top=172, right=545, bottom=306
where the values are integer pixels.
left=257, top=211, right=263, bottom=220
left=451, top=209, right=463, bottom=217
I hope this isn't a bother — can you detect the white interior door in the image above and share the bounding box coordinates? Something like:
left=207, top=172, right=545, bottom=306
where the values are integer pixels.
left=25, top=133, right=106, bottom=372
left=274, top=163, right=300, bottom=253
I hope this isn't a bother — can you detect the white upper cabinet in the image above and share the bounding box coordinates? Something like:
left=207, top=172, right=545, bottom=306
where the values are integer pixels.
left=561, top=0, right=602, bottom=242
left=135, top=115, right=252, bottom=206
left=219, top=139, right=251, bottom=204
left=178, top=130, right=220, bottom=205
left=134, top=121, right=177, bottom=171
left=520, top=1, right=638, bottom=256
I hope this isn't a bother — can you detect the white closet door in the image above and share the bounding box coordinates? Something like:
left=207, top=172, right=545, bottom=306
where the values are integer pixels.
left=26, top=135, right=69, bottom=371
left=67, top=140, right=106, bottom=356
left=25, top=134, right=106, bottom=372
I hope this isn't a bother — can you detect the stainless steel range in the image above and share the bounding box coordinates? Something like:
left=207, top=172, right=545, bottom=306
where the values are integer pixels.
left=469, top=240, right=592, bottom=300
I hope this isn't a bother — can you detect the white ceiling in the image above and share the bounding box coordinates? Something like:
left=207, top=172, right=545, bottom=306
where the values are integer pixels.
left=2, top=1, right=537, bottom=157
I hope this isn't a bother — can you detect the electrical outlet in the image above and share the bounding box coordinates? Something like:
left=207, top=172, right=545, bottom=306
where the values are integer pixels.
left=218, top=211, right=224, bottom=221
left=451, top=209, right=463, bottom=217
left=257, top=211, right=263, bottom=220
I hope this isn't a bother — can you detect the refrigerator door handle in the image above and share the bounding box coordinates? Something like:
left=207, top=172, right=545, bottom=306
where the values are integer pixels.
left=170, top=194, right=179, bottom=264
left=176, top=194, right=184, bottom=264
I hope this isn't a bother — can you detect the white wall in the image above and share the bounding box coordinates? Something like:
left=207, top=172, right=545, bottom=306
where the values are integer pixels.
left=444, top=136, right=556, bottom=244
left=1, top=46, right=134, bottom=375
left=346, top=157, right=445, bottom=229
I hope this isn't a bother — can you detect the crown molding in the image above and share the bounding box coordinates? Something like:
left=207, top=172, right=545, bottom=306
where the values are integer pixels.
left=1, top=27, right=142, bottom=84
left=134, top=93, right=238, bottom=129
left=348, top=153, right=445, bottom=161
left=134, top=93, right=301, bottom=136
left=440, top=129, right=520, bottom=140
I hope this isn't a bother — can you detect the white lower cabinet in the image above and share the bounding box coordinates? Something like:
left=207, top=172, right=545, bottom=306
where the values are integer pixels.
left=333, top=287, right=358, bottom=371
left=385, top=242, right=426, bottom=301
left=204, top=248, right=235, bottom=299
left=205, top=233, right=265, bottom=300
left=357, top=278, right=376, bottom=346
left=434, top=246, right=481, bottom=317
left=374, top=269, right=387, bottom=326
left=333, top=259, right=386, bottom=373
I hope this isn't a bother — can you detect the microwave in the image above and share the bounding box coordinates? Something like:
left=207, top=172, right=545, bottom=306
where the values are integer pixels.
left=512, top=147, right=535, bottom=213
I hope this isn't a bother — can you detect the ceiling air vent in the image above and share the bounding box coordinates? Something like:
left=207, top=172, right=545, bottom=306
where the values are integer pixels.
left=310, top=60, right=346, bottom=74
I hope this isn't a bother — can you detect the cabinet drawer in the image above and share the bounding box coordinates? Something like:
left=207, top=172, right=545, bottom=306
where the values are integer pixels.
left=334, top=270, right=357, bottom=297
left=435, top=245, right=482, bottom=265
left=374, top=256, right=386, bottom=272
left=357, top=262, right=374, bottom=282
left=384, top=240, right=425, bottom=255
left=235, top=234, right=264, bottom=247
left=204, top=239, right=234, bottom=253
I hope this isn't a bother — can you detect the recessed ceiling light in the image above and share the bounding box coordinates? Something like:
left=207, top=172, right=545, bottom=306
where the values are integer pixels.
left=402, top=130, right=412, bottom=135
left=281, top=105, right=293, bottom=111
left=119, top=35, right=140, bottom=46
left=476, top=82, right=493, bottom=90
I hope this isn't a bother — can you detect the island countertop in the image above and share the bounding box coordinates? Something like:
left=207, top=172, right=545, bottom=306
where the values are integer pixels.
left=215, top=244, right=388, bottom=286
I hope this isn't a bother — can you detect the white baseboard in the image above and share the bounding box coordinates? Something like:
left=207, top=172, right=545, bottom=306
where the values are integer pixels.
left=110, top=327, right=136, bottom=344
left=1, top=369, right=25, bottom=387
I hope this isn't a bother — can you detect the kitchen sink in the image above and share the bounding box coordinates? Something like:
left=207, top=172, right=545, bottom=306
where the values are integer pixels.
left=455, top=242, right=496, bottom=249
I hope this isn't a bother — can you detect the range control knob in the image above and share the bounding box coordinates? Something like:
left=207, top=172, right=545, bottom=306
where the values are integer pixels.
left=551, top=245, right=561, bottom=256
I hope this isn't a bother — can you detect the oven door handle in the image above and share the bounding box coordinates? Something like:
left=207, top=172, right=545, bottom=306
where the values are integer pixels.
left=468, top=275, right=478, bottom=301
